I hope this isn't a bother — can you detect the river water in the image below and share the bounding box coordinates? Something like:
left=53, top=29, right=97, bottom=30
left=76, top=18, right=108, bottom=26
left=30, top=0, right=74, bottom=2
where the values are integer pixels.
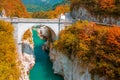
left=29, top=29, right=64, bottom=80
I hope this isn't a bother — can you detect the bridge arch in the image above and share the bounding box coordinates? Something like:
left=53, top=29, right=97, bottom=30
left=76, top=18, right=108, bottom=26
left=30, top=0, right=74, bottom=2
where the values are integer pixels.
left=21, top=25, right=57, bottom=55
left=16, top=23, right=61, bottom=44
left=22, top=25, right=57, bottom=43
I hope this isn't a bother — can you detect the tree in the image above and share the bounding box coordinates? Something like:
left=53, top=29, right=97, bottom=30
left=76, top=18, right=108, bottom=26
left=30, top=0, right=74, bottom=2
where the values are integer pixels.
left=31, top=5, right=70, bottom=19
left=99, top=0, right=115, bottom=10
left=0, top=20, right=20, bottom=80
left=54, top=21, right=120, bottom=79
left=0, top=0, right=30, bottom=17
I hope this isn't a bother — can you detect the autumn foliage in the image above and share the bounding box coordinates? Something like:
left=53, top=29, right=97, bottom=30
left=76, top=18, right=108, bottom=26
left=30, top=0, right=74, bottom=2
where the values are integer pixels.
left=99, top=0, right=115, bottom=10
left=32, top=5, right=70, bottom=19
left=54, top=21, right=120, bottom=79
left=107, top=26, right=120, bottom=48
left=0, top=0, right=30, bottom=17
left=0, top=20, right=20, bottom=80
left=22, top=29, right=33, bottom=44
left=71, top=0, right=120, bottom=16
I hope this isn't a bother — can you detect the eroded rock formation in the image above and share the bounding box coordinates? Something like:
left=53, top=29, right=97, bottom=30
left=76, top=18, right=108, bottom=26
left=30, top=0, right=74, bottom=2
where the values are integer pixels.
left=19, top=28, right=35, bottom=80
left=50, top=49, right=106, bottom=80
left=71, top=7, right=120, bottom=25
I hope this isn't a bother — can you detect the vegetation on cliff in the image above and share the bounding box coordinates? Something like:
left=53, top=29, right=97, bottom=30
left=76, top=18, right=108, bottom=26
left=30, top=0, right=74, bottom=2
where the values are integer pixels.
left=54, top=21, right=120, bottom=80
left=0, top=0, right=30, bottom=17
left=71, top=0, right=120, bottom=16
left=0, top=20, right=20, bottom=80
left=31, top=5, right=70, bottom=18
left=22, top=29, right=33, bottom=44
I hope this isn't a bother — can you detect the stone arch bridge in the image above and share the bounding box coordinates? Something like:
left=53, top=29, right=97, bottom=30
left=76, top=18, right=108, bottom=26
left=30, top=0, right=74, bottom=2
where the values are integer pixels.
left=0, top=18, right=72, bottom=53
left=0, top=18, right=72, bottom=43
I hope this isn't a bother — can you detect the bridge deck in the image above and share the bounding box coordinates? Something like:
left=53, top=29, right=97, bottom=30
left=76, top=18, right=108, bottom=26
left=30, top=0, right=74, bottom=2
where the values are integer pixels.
left=0, top=18, right=72, bottom=23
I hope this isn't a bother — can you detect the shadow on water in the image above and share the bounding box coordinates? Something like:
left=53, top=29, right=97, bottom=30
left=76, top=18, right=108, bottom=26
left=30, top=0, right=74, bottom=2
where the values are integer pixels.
left=30, top=29, right=64, bottom=80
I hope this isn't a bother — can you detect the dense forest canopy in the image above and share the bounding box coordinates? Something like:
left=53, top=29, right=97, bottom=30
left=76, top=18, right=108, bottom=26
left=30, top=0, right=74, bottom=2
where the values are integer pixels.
left=0, top=20, right=20, bottom=80
left=54, top=21, right=120, bottom=80
left=0, top=0, right=29, bottom=17
left=71, top=0, right=120, bottom=16
left=31, top=5, right=70, bottom=18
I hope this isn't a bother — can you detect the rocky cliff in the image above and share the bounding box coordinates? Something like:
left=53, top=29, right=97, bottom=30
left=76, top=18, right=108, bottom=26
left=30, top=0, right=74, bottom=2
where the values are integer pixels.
left=19, top=25, right=57, bottom=80
left=41, top=24, right=104, bottom=80
left=19, top=28, right=35, bottom=80
left=71, top=7, right=120, bottom=25
left=50, top=49, right=106, bottom=80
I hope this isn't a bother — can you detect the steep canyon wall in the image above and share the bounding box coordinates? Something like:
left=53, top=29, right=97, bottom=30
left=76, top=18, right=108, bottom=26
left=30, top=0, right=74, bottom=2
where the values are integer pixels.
left=71, top=7, right=120, bottom=25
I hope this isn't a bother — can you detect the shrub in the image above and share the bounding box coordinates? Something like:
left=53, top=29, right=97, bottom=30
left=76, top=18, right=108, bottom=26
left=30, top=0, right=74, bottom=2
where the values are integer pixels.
left=54, top=21, right=120, bottom=79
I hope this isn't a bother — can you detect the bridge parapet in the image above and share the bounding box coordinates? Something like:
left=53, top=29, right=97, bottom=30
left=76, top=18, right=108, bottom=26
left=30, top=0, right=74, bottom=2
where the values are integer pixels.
left=0, top=18, right=72, bottom=24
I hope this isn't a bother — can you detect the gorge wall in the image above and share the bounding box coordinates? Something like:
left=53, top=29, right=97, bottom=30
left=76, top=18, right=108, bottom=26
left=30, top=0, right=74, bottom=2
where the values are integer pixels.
left=50, top=49, right=106, bottom=80
left=71, top=7, right=120, bottom=25
left=17, top=23, right=115, bottom=80
left=39, top=23, right=107, bottom=80
left=19, top=28, right=35, bottom=80
left=19, top=25, right=56, bottom=80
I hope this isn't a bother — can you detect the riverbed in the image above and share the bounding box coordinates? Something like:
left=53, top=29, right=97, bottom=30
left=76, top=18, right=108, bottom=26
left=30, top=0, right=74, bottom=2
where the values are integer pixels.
left=29, top=29, right=64, bottom=80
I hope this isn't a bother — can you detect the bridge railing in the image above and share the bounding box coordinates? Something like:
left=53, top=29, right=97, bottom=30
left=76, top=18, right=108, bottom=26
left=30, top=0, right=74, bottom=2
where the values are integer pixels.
left=0, top=17, right=73, bottom=24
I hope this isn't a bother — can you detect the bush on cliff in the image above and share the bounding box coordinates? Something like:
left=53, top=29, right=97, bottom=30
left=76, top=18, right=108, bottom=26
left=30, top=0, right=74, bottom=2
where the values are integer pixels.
left=71, top=0, right=120, bottom=17
left=54, top=21, right=120, bottom=80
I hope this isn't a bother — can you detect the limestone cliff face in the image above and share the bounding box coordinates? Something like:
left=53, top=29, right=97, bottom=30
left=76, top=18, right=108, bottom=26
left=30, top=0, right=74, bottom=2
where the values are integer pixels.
left=19, top=28, right=35, bottom=80
left=50, top=49, right=105, bottom=80
left=71, top=7, right=120, bottom=25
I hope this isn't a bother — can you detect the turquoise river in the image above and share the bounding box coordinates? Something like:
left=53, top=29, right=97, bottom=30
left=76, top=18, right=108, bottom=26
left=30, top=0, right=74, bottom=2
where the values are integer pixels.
left=29, top=29, right=64, bottom=80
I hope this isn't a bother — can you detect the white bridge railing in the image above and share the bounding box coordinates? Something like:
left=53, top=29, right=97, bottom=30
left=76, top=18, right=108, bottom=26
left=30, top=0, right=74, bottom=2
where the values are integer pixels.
left=0, top=17, right=72, bottom=24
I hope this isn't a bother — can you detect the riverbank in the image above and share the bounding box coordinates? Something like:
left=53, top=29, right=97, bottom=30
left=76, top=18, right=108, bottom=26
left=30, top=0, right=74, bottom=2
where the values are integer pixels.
left=29, top=29, right=64, bottom=80
left=19, top=28, right=35, bottom=80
